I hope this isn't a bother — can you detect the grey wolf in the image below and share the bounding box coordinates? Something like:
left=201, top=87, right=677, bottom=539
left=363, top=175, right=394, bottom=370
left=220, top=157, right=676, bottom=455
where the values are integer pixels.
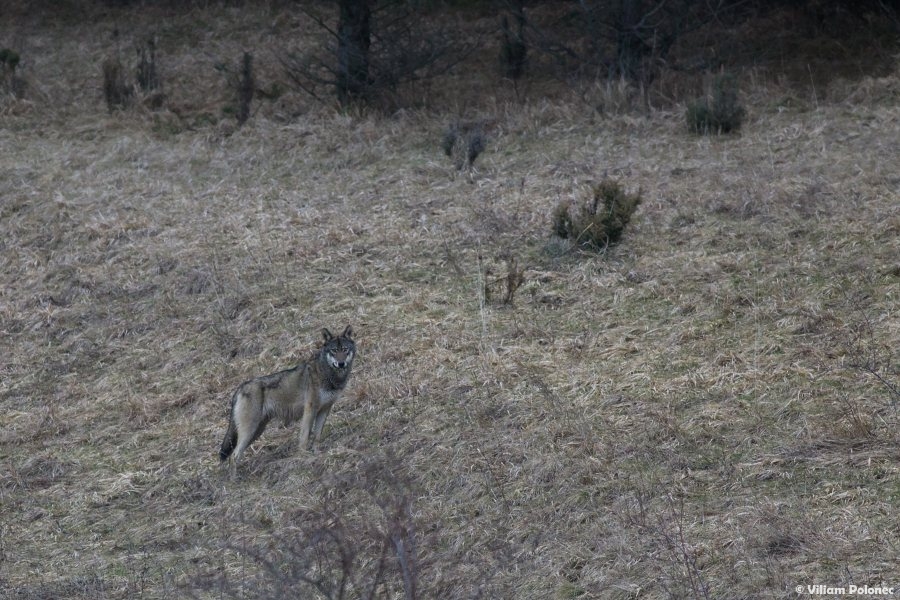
left=219, top=325, right=355, bottom=464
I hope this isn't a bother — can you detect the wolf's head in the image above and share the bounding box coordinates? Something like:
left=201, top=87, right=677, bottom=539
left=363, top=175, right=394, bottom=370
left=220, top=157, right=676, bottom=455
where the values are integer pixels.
left=321, top=325, right=355, bottom=372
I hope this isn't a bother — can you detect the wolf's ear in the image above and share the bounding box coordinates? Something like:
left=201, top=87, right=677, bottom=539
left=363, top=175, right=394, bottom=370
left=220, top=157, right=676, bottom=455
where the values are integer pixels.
left=322, top=328, right=333, bottom=341
left=342, top=325, right=353, bottom=339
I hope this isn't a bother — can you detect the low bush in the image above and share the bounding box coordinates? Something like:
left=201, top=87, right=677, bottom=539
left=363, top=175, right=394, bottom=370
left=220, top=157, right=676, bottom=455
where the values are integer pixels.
left=102, top=57, right=132, bottom=111
left=1, top=48, right=23, bottom=96
left=552, top=179, right=642, bottom=250
left=686, top=73, right=745, bottom=134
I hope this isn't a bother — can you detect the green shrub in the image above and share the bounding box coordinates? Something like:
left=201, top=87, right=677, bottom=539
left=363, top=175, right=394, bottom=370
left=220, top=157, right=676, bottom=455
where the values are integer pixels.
left=1, top=48, right=22, bottom=96
left=552, top=179, right=642, bottom=250
left=0, top=48, right=20, bottom=71
left=686, top=73, right=745, bottom=134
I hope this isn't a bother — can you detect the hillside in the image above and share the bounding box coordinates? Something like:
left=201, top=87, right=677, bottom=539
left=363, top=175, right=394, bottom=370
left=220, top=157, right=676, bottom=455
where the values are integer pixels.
left=2, top=4, right=899, bottom=599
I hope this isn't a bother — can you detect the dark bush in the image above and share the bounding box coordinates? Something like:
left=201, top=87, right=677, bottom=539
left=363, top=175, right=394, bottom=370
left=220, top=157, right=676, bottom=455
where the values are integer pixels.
left=686, top=73, right=745, bottom=134
left=136, top=37, right=160, bottom=92
left=552, top=179, right=642, bottom=250
left=1, top=48, right=23, bottom=96
left=0, top=48, right=20, bottom=72
left=102, top=57, right=132, bottom=111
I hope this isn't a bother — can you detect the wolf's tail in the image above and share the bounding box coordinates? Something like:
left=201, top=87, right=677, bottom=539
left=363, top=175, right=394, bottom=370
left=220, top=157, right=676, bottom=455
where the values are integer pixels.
left=219, top=414, right=237, bottom=462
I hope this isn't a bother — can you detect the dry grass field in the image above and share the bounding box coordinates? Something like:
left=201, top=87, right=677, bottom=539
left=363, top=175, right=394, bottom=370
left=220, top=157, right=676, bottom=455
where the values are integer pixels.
left=1, top=3, right=899, bottom=599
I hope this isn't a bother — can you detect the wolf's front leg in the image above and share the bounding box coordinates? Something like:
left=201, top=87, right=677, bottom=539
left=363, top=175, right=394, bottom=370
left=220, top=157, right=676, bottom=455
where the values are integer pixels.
left=297, top=392, right=315, bottom=451
left=310, top=404, right=333, bottom=451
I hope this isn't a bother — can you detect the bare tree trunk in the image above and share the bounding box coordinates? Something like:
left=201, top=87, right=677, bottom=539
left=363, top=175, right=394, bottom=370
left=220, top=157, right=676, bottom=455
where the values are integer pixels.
left=237, top=52, right=254, bottom=125
left=615, top=0, right=647, bottom=81
left=337, top=0, right=371, bottom=104
left=501, top=0, right=527, bottom=79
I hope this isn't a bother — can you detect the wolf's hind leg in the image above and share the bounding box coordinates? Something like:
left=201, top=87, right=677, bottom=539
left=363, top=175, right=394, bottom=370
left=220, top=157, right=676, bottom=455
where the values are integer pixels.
left=231, top=388, right=270, bottom=463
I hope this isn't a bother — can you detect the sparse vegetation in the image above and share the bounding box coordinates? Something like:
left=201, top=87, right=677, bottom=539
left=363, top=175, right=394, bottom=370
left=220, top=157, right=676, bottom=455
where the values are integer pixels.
left=102, top=56, right=132, bottom=110
left=440, top=121, right=457, bottom=157
left=0, top=47, right=22, bottom=96
left=686, top=73, right=745, bottom=134
left=194, top=454, right=422, bottom=599
left=552, top=179, right=642, bottom=250
left=0, top=48, right=19, bottom=71
left=136, top=37, right=159, bottom=93
left=2, top=3, right=899, bottom=600
left=281, top=0, right=470, bottom=107
left=839, top=289, right=900, bottom=409
left=483, top=254, right=525, bottom=306
left=102, top=38, right=164, bottom=113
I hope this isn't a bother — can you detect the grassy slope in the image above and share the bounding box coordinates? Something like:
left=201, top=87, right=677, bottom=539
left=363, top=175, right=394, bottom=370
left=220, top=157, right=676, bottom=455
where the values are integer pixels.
left=2, top=5, right=899, bottom=599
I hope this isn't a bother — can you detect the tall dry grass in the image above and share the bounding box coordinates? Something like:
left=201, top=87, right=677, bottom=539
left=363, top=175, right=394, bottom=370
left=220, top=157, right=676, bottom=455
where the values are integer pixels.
left=1, top=3, right=899, bottom=599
